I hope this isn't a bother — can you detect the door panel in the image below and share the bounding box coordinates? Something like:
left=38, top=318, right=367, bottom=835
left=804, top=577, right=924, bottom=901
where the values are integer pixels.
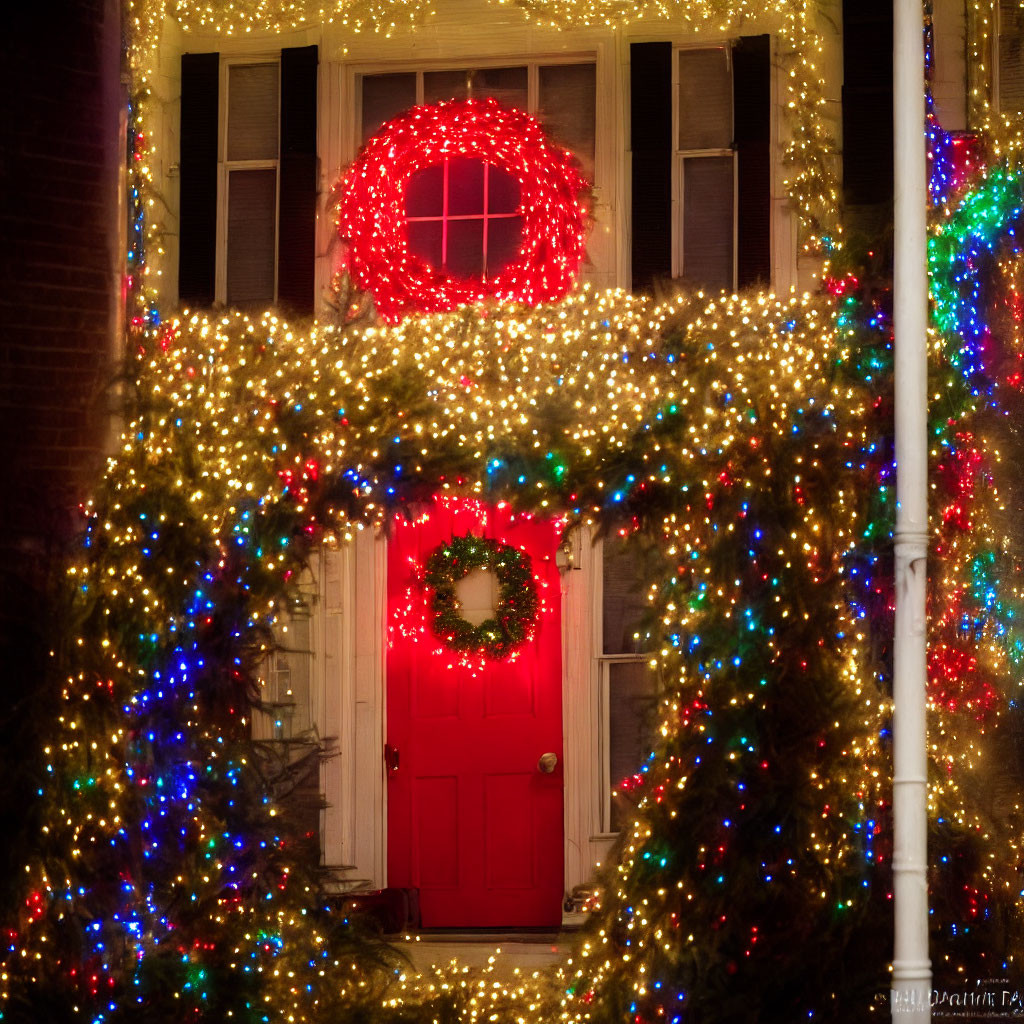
left=387, top=499, right=564, bottom=928
left=483, top=773, right=535, bottom=889
left=414, top=776, right=459, bottom=888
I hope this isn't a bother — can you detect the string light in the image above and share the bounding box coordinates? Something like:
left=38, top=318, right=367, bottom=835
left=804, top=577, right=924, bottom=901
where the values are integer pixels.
left=10, top=0, right=1024, bottom=1020
left=2, top=283, right=903, bottom=1019
left=122, top=0, right=840, bottom=338
left=337, top=97, right=589, bottom=321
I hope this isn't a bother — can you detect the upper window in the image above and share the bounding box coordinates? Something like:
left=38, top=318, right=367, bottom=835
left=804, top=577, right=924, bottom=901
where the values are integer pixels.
left=630, top=37, right=770, bottom=294
left=177, top=46, right=317, bottom=314
left=222, top=60, right=280, bottom=306
left=350, top=60, right=596, bottom=305
left=675, top=46, right=736, bottom=291
left=998, top=0, right=1024, bottom=115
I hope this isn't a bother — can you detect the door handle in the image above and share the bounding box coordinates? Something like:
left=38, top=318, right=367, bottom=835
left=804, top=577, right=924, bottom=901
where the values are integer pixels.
left=385, top=743, right=400, bottom=772
left=537, top=752, right=558, bottom=774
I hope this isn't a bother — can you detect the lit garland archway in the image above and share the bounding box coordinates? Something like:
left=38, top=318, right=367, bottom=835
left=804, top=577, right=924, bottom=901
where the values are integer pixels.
left=2, top=283, right=903, bottom=1022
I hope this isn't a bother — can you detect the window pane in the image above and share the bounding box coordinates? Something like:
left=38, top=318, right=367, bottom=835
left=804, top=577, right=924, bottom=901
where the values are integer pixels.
left=424, top=66, right=528, bottom=107
left=406, top=163, right=445, bottom=218
left=448, top=158, right=485, bottom=216
left=255, top=605, right=313, bottom=741
left=424, top=69, right=470, bottom=104
left=486, top=216, right=522, bottom=275
left=472, top=65, right=528, bottom=109
left=407, top=220, right=444, bottom=268
left=446, top=219, right=484, bottom=277
left=361, top=72, right=417, bottom=141
left=227, top=63, right=279, bottom=161
left=488, top=165, right=520, bottom=214
left=539, top=63, right=596, bottom=179
left=682, top=155, right=734, bottom=291
left=602, top=536, right=648, bottom=655
left=227, top=168, right=276, bottom=305
left=678, top=48, right=732, bottom=150
left=1000, top=0, right=1024, bottom=113
left=608, top=661, right=658, bottom=832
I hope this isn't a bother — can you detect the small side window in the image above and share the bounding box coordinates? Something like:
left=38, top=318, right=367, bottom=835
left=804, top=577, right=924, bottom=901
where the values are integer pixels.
left=998, top=0, right=1024, bottom=114
left=598, top=535, right=659, bottom=833
left=676, top=46, right=736, bottom=291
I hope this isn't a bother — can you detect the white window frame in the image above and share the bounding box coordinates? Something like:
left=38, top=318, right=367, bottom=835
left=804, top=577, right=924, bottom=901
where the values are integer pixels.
left=216, top=54, right=281, bottom=306
left=671, top=42, right=739, bottom=288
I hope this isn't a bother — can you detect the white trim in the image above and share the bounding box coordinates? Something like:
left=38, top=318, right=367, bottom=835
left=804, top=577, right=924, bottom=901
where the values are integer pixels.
left=561, top=527, right=606, bottom=893
left=315, top=545, right=345, bottom=869
left=351, top=528, right=387, bottom=887
left=561, top=529, right=629, bottom=889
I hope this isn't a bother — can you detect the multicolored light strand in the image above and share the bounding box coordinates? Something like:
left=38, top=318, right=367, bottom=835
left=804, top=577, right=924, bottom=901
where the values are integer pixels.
left=13, top=0, right=1024, bottom=1020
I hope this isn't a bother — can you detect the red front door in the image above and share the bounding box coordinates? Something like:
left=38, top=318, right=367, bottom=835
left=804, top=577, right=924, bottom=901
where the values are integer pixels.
left=386, top=499, right=564, bottom=928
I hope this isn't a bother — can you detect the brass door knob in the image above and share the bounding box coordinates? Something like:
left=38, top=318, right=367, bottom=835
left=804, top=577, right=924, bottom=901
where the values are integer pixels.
left=537, top=752, right=558, bottom=774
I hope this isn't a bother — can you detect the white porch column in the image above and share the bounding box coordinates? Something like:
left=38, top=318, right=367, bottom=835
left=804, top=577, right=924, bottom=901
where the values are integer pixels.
left=892, top=0, right=931, bottom=1022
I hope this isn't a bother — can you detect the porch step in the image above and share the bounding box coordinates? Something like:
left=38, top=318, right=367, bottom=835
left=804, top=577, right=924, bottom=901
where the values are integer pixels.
left=397, top=933, right=569, bottom=980
left=411, top=930, right=561, bottom=943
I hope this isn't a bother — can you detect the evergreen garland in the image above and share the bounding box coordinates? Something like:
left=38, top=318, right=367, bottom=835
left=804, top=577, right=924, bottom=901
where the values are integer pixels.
left=5, top=262, right=1024, bottom=1020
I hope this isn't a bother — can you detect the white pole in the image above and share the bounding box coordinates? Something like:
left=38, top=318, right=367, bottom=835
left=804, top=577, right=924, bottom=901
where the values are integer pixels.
left=892, top=0, right=931, bottom=1021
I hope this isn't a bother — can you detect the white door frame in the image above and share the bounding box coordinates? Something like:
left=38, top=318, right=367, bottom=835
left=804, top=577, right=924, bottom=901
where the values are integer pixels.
left=313, top=523, right=616, bottom=900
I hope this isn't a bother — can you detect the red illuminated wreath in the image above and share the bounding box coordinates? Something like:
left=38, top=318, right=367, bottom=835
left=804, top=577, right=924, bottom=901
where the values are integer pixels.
left=336, top=97, right=589, bottom=322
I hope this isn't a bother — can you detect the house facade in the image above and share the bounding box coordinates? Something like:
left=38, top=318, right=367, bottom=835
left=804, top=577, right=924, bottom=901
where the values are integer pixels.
left=137, top=0, right=857, bottom=931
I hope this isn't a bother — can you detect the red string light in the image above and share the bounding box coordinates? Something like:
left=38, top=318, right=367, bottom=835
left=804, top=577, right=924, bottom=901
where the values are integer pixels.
left=336, top=97, right=589, bottom=321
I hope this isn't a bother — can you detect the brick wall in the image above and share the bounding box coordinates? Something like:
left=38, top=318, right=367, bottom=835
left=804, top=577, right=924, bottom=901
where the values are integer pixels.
left=0, top=1, right=121, bottom=908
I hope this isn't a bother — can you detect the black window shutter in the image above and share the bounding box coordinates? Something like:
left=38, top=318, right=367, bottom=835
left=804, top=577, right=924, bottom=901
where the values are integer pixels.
left=842, top=0, right=893, bottom=206
left=630, top=42, right=673, bottom=293
left=278, top=45, right=318, bottom=316
left=733, top=35, right=772, bottom=288
left=179, top=52, right=219, bottom=306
